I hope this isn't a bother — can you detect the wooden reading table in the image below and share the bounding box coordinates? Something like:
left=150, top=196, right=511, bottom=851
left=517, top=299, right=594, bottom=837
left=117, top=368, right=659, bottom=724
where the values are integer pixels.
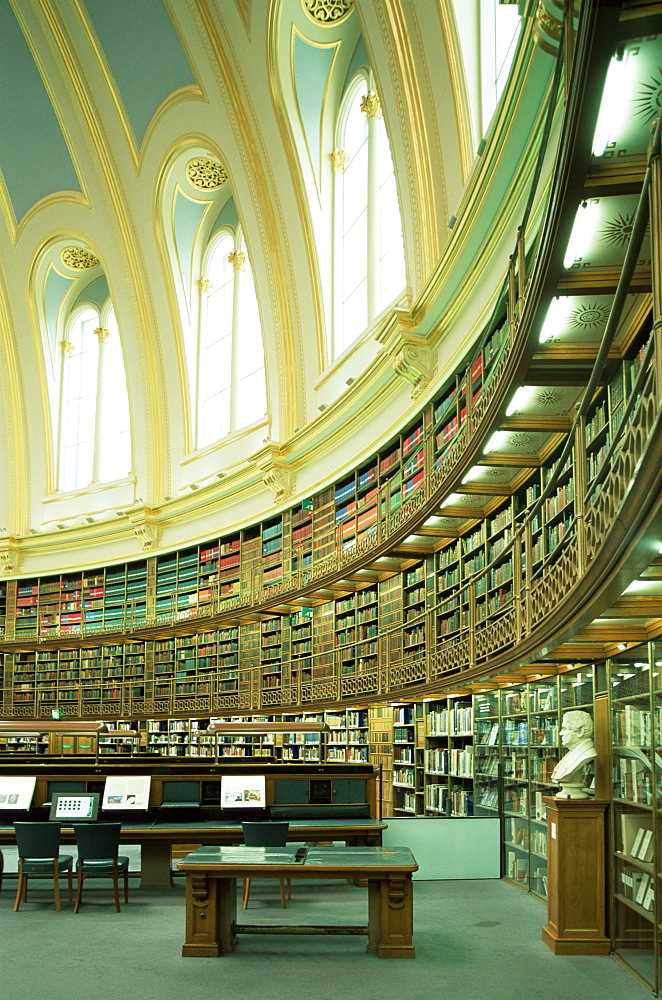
left=177, top=844, right=418, bottom=959
left=0, top=818, right=387, bottom=889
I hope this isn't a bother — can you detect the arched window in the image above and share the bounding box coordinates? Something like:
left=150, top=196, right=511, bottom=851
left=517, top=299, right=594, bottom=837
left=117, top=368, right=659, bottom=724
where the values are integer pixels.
left=333, top=78, right=406, bottom=358
left=198, top=230, right=266, bottom=447
left=59, top=306, right=131, bottom=491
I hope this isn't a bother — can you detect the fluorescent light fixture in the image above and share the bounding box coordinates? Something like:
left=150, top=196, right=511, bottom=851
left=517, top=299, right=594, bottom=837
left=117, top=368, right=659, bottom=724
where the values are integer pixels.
left=506, top=386, right=531, bottom=416
left=483, top=432, right=507, bottom=455
left=592, top=52, right=632, bottom=157
left=539, top=296, right=572, bottom=343
left=441, top=493, right=462, bottom=508
left=617, top=642, right=627, bottom=650
left=462, top=466, right=482, bottom=484
left=564, top=200, right=599, bottom=269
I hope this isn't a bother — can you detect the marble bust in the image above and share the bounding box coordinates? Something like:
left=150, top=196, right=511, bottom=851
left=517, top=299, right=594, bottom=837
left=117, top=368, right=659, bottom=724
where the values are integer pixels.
left=551, top=710, right=597, bottom=799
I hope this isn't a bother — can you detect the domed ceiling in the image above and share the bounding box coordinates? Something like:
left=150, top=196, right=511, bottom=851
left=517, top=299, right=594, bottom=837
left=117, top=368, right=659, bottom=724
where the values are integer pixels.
left=0, top=0, right=556, bottom=576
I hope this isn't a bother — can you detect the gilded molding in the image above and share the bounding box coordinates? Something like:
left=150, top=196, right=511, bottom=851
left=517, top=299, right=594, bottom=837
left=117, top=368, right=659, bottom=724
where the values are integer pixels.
left=94, top=326, right=110, bottom=343
left=533, top=0, right=564, bottom=56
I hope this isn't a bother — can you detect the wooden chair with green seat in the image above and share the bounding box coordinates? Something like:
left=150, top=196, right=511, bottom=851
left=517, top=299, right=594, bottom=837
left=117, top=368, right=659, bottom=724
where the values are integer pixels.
left=73, top=822, right=130, bottom=913
left=241, top=820, right=291, bottom=908
left=13, top=822, right=74, bottom=911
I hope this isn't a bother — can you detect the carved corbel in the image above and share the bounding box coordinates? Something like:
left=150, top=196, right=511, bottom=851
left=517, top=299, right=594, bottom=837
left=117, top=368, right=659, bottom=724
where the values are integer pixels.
left=0, top=541, right=19, bottom=575
left=128, top=508, right=159, bottom=551
left=254, top=446, right=295, bottom=504
left=393, top=340, right=434, bottom=399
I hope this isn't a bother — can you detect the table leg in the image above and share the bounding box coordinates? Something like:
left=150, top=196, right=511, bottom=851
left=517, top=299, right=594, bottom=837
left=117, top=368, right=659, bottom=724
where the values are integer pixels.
left=140, top=842, right=173, bottom=889
left=367, top=875, right=415, bottom=958
left=182, top=873, right=222, bottom=956
left=217, top=878, right=238, bottom=954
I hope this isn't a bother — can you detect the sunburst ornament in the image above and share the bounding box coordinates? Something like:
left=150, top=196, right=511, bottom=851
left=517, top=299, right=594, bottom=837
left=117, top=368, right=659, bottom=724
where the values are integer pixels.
left=509, top=433, right=533, bottom=449
left=632, top=68, right=662, bottom=124
left=601, top=212, right=635, bottom=247
left=569, top=301, right=610, bottom=330
left=535, top=389, right=563, bottom=408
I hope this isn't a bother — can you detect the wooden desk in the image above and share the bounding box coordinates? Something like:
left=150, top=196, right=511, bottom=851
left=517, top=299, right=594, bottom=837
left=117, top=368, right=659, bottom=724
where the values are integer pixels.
left=177, top=845, right=417, bottom=959
left=0, top=820, right=387, bottom=889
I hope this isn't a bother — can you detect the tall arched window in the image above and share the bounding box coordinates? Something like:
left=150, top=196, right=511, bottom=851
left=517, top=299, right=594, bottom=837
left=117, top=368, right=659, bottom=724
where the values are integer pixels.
left=59, top=306, right=131, bottom=491
left=198, top=230, right=266, bottom=447
left=333, top=78, right=406, bottom=358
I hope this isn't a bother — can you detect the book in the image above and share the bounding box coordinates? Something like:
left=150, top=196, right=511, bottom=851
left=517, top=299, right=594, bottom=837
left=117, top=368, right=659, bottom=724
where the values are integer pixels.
left=630, top=826, right=645, bottom=857
left=638, top=828, right=654, bottom=862
left=635, top=873, right=650, bottom=906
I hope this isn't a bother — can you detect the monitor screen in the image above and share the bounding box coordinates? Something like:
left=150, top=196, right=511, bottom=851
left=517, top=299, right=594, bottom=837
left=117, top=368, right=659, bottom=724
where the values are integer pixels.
left=50, top=792, right=100, bottom=822
left=220, top=774, right=266, bottom=810
left=102, top=775, right=151, bottom=811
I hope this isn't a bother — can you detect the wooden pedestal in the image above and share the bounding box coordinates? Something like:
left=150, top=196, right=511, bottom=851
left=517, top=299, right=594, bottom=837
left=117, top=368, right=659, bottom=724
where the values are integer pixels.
left=542, top=797, right=611, bottom=955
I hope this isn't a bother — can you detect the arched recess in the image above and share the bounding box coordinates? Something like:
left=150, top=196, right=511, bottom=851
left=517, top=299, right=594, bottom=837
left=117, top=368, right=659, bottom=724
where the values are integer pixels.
left=157, top=144, right=268, bottom=465
left=30, top=238, right=133, bottom=511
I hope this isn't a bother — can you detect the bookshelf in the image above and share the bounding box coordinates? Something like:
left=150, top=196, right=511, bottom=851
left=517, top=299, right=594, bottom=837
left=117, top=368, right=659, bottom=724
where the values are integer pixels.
left=392, top=703, right=423, bottom=814
left=261, top=516, right=285, bottom=587
left=402, top=562, right=426, bottom=664
left=260, top=618, right=282, bottom=694
left=473, top=691, right=501, bottom=818
left=610, top=641, right=662, bottom=993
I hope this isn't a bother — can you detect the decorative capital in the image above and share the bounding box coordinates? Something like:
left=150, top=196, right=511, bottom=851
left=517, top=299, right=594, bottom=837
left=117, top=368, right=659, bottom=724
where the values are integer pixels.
left=227, top=251, right=246, bottom=271
left=94, top=326, right=110, bottom=343
left=393, top=340, right=434, bottom=399
left=198, top=277, right=212, bottom=294
left=360, top=92, right=382, bottom=119
left=61, top=340, right=74, bottom=356
left=331, top=148, right=347, bottom=171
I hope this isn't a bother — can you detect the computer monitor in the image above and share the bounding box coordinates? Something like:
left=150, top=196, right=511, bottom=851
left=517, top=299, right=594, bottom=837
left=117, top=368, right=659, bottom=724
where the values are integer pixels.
left=220, top=774, right=266, bottom=815
left=49, top=792, right=100, bottom=822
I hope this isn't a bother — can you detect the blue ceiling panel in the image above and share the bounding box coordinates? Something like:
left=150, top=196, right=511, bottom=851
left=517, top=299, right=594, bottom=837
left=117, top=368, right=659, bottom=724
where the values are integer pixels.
left=84, top=0, right=196, bottom=145
left=0, top=3, right=80, bottom=223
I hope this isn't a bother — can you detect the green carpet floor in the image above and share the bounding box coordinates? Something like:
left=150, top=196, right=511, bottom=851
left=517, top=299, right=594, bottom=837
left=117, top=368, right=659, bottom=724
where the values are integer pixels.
left=0, top=870, right=653, bottom=1000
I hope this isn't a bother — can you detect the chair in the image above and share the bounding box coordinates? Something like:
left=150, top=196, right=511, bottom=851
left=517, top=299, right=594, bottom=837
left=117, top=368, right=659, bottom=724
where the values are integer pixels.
left=13, top=822, right=74, bottom=912
left=241, top=821, right=290, bottom=909
left=73, top=823, right=130, bottom=913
